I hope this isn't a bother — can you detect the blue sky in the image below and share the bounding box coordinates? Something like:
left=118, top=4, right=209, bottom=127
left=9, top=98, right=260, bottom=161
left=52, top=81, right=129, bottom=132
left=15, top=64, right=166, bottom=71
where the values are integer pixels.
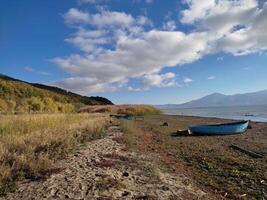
left=1, top=0, right=267, bottom=104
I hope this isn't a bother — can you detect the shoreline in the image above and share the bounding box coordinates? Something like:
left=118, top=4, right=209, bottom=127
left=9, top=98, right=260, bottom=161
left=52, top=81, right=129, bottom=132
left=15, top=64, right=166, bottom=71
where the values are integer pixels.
left=134, top=114, right=267, bottom=198
left=159, top=112, right=267, bottom=123
left=156, top=104, right=267, bottom=123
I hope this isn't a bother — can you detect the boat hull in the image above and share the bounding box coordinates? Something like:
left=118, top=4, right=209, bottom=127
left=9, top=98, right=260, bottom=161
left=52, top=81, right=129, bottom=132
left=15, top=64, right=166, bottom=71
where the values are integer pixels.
left=189, top=121, right=249, bottom=135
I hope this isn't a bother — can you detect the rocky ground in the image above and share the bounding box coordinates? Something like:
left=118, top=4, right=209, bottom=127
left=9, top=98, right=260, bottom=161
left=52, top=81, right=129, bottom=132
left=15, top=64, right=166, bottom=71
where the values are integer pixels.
left=1, top=126, right=207, bottom=200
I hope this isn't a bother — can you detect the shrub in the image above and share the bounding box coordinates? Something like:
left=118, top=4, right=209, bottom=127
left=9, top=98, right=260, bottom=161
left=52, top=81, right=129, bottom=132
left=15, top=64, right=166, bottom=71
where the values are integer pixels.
left=6, top=100, right=16, bottom=114
left=43, top=97, right=58, bottom=113
left=28, top=97, right=45, bottom=112
left=0, top=99, right=7, bottom=113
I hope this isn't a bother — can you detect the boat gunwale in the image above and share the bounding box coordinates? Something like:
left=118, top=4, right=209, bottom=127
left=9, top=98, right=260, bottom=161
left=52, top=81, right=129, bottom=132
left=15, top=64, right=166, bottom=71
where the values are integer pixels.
left=190, top=120, right=249, bottom=128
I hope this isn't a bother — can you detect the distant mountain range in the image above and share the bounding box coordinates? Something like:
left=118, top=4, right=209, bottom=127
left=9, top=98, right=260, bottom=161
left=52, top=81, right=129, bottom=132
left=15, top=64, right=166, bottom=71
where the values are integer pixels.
left=160, top=90, right=267, bottom=108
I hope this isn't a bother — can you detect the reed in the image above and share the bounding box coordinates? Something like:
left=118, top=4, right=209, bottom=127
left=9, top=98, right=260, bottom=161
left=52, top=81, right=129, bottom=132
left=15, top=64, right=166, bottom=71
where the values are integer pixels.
left=0, top=113, right=109, bottom=196
left=80, top=104, right=161, bottom=116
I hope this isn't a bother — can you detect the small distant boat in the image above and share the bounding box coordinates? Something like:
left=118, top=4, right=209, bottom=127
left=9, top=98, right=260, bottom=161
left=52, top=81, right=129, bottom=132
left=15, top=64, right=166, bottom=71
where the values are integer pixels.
left=110, top=114, right=134, bottom=120
left=189, top=120, right=249, bottom=135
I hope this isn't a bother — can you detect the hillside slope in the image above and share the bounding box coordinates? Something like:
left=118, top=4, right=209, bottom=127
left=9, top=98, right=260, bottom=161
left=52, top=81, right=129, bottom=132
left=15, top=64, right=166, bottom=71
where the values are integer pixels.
left=0, top=73, right=113, bottom=113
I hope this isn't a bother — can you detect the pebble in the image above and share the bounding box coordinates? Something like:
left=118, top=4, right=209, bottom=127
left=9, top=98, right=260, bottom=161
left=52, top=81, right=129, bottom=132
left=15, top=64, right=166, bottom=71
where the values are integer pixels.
left=122, top=172, right=129, bottom=177
left=122, top=191, right=130, bottom=197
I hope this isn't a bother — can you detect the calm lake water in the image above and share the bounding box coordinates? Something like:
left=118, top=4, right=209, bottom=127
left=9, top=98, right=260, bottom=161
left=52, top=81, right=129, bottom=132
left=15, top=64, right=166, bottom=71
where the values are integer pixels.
left=157, top=105, right=267, bottom=122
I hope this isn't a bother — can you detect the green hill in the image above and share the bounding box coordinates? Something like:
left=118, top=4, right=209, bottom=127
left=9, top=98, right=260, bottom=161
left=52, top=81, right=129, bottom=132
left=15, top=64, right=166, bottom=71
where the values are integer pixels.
left=0, top=73, right=113, bottom=114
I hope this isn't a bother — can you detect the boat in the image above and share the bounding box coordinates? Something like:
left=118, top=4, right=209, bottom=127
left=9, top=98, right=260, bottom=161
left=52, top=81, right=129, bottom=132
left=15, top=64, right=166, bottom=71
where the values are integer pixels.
left=189, top=120, right=249, bottom=135
left=110, top=114, right=134, bottom=120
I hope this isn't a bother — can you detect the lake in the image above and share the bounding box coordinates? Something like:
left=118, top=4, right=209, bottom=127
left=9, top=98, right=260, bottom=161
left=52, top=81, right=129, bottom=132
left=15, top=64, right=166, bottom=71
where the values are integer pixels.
left=157, top=105, right=267, bottom=122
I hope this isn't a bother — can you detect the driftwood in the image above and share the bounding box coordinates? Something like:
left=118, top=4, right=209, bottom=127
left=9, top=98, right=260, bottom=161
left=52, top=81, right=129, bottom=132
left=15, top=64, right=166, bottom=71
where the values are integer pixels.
left=135, top=116, right=144, bottom=121
left=229, top=145, right=264, bottom=158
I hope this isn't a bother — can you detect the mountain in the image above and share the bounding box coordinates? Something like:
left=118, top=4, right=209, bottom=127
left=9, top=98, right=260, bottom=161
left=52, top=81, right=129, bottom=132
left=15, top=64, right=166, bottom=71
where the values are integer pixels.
left=0, top=73, right=113, bottom=113
left=167, top=90, right=267, bottom=108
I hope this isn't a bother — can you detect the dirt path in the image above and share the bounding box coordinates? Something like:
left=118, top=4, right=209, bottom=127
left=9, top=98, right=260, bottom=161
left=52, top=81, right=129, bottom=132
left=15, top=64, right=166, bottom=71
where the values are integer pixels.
left=2, top=126, right=207, bottom=200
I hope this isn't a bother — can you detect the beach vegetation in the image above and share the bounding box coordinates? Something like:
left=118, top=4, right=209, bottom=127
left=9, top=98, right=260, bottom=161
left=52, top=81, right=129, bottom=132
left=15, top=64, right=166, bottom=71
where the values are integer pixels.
left=80, top=104, right=161, bottom=116
left=0, top=113, right=109, bottom=196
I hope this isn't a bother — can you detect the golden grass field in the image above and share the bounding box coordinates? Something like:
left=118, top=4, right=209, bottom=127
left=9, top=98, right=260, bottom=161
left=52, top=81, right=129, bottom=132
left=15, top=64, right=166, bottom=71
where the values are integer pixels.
left=79, top=104, right=161, bottom=116
left=0, top=105, right=160, bottom=196
left=0, top=113, right=109, bottom=196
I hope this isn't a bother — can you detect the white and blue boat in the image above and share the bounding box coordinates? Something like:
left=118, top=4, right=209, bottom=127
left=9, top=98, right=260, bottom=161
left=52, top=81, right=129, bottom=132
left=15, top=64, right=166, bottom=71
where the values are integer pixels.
left=189, top=120, right=249, bottom=135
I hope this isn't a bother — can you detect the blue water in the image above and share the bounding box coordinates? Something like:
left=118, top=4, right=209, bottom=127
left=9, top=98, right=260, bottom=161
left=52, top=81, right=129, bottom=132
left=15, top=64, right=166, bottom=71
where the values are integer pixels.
left=157, top=105, right=267, bottom=122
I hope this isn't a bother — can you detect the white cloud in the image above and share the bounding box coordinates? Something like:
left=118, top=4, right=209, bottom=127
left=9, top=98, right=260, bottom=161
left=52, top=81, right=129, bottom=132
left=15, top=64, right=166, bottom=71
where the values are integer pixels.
left=163, top=20, right=176, bottom=31
left=181, top=0, right=257, bottom=34
left=24, top=66, right=35, bottom=72
left=181, top=0, right=267, bottom=55
left=53, top=1, right=267, bottom=94
left=64, top=8, right=90, bottom=24
left=64, top=8, right=135, bottom=28
left=183, top=77, right=193, bottom=83
left=54, top=8, right=208, bottom=93
left=53, top=30, right=207, bottom=92
left=78, top=0, right=107, bottom=4
left=39, top=71, right=52, bottom=76
left=24, top=67, right=52, bottom=76
left=79, top=0, right=96, bottom=3
left=142, top=72, right=176, bottom=88
left=65, top=29, right=108, bottom=53
left=127, top=86, right=143, bottom=92
left=54, top=77, right=117, bottom=93
left=207, top=75, right=216, bottom=80
left=217, top=56, right=224, bottom=61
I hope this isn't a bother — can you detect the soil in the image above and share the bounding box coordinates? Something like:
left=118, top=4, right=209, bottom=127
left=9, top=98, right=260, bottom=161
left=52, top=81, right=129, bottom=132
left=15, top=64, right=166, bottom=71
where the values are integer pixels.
left=1, top=125, right=208, bottom=200
left=133, top=115, right=267, bottom=199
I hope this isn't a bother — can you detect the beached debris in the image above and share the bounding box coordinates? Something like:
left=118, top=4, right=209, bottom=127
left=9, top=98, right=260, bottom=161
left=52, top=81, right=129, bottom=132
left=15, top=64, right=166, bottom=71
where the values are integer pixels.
left=229, top=145, right=264, bottom=158
left=170, top=129, right=190, bottom=137
left=110, top=114, right=134, bottom=120
left=135, top=116, right=144, bottom=121
left=161, top=122, right=169, bottom=126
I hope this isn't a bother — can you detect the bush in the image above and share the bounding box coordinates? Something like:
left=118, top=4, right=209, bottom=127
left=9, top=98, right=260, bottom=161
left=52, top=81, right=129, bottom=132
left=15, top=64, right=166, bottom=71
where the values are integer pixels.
left=28, top=97, right=45, bottom=112
left=0, top=99, right=7, bottom=113
left=6, top=100, right=16, bottom=114
left=43, top=97, right=58, bottom=113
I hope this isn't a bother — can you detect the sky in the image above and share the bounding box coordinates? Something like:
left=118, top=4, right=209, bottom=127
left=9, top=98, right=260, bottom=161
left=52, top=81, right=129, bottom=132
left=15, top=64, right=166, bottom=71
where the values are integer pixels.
left=1, top=0, right=267, bottom=104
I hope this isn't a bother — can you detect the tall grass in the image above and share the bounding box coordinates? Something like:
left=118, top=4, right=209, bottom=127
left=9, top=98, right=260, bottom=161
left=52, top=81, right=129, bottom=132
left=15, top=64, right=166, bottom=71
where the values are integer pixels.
left=80, top=104, right=161, bottom=116
left=0, top=113, right=109, bottom=196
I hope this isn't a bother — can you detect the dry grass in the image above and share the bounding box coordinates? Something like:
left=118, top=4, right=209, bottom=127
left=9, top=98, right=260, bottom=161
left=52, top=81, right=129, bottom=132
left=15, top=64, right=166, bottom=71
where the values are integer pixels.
left=0, top=113, right=109, bottom=196
left=79, top=104, right=161, bottom=116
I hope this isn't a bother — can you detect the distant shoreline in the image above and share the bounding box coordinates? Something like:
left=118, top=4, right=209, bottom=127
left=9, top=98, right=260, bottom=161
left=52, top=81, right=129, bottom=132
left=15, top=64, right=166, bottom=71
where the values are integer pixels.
left=156, top=105, right=267, bottom=123
left=158, top=113, right=267, bottom=123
